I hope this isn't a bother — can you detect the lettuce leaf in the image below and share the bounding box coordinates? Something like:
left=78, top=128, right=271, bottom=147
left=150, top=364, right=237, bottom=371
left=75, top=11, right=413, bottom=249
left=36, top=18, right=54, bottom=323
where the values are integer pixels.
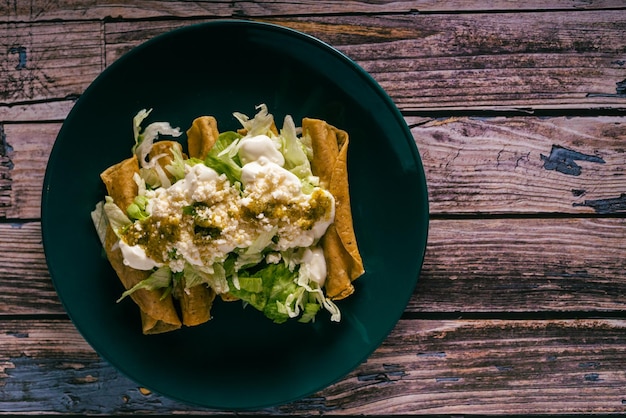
left=102, top=196, right=132, bottom=238
left=204, top=131, right=243, bottom=184
left=90, top=200, right=108, bottom=246
left=132, top=109, right=182, bottom=168
left=233, top=104, right=274, bottom=137
left=280, top=115, right=312, bottom=178
left=183, top=262, right=230, bottom=294
left=116, top=265, right=172, bottom=302
left=227, top=261, right=337, bottom=324
left=164, top=143, right=187, bottom=181
left=227, top=262, right=295, bottom=323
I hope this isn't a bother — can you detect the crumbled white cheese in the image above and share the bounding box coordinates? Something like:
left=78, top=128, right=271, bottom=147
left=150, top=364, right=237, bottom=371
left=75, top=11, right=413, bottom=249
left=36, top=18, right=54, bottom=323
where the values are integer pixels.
left=120, top=144, right=334, bottom=274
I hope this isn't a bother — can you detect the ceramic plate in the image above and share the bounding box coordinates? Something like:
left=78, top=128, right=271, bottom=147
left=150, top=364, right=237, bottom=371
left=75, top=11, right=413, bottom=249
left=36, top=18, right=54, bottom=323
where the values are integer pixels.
left=42, top=20, right=428, bottom=410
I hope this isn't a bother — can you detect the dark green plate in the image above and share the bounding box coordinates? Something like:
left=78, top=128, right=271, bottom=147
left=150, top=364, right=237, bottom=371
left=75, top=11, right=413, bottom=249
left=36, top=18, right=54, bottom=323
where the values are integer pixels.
left=41, top=20, right=428, bottom=410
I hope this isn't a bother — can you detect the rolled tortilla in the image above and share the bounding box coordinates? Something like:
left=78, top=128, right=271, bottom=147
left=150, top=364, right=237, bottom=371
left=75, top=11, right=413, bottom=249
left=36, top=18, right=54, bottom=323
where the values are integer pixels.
left=184, top=119, right=235, bottom=315
left=187, top=116, right=219, bottom=160
left=302, top=118, right=365, bottom=300
left=150, top=141, right=217, bottom=326
left=179, top=279, right=216, bottom=326
left=149, top=140, right=183, bottom=169
left=100, top=155, right=182, bottom=334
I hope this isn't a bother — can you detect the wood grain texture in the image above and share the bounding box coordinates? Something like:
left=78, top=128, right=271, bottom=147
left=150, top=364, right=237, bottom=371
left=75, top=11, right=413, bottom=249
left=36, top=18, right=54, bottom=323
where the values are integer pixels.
left=1, top=0, right=623, bottom=22
left=269, top=12, right=626, bottom=111
left=0, top=100, right=77, bottom=123
left=105, top=11, right=626, bottom=111
left=2, top=318, right=626, bottom=414
left=3, top=217, right=625, bottom=316
left=411, top=116, right=626, bottom=215
left=2, top=3, right=626, bottom=415
left=414, top=217, right=626, bottom=313
left=0, top=123, right=56, bottom=220
left=0, top=222, right=59, bottom=315
left=3, top=9, right=625, bottom=121
left=2, top=117, right=623, bottom=220
left=0, top=21, right=103, bottom=109
left=102, top=12, right=626, bottom=111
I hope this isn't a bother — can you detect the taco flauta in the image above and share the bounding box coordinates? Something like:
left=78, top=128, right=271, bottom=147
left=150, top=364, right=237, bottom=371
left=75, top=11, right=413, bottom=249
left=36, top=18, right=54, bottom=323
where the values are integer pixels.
left=93, top=105, right=364, bottom=334
left=303, top=118, right=364, bottom=300
left=98, top=155, right=182, bottom=334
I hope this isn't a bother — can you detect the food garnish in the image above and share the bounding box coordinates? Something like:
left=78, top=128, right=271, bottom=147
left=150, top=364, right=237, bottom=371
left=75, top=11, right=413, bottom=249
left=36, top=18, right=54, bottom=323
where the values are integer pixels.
left=92, top=105, right=364, bottom=334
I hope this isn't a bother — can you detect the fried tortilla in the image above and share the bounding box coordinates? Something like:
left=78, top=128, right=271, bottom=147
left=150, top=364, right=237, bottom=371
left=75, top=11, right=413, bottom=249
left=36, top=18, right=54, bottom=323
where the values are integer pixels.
left=187, top=116, right=219, bottom=160
left=178, top=278, right=216, bottom=326
left=149, top=140, right=183, bottom=170
left=100, top=155, right=182, bottom=334
left=303, top=118, right=365, bottom=300
left=151, top=141, right=218, bottom=326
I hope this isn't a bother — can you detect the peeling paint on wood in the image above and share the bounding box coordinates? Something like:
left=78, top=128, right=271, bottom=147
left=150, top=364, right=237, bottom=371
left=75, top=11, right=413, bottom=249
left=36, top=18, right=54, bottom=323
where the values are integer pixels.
left=0, top=21, right=103, bottom=107
left=540, top=145, right=605, bottom=176
left=8, top=46, right=27, bottom=70
left=573, top=193, right=626, bottom=214
left=0, top=355, right=204, bottom=414
left=411, top=116, right=626, bottom=214
left=0, top=125, right=13, bottom=218
left=616, top=79, right=626, bottom=96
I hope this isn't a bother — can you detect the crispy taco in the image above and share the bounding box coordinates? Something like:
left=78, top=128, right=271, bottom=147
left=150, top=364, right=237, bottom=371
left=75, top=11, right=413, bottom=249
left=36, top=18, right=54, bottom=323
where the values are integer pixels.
left=303, top=118, right=364, bottom=300
left=93, top=105, right=363, bottom=334
left=150, top=139, right=217, bottom=327
left=99, top=156, right=182, bottom=334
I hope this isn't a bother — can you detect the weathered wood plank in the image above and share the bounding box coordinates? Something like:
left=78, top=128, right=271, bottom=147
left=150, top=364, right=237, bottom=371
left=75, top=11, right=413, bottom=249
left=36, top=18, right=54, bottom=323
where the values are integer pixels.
left=413, top=217, right=626, bottom=313
left=2, top=117, right=623, bottom=219
left=411, top=115, right=626, bottom=215
left=0, top=21, right=102, bottom=118
left=2, top=318, right=626, bottom=414
left=104, top=12, right=626, bottom=111
left=0, top=124, right=56, bottom=220
left=269, top=13, right=626, bottom=111
left=2, top=0, right=624, bottom=22
left=4, top=10, right=625, bottom=121
left=0, top=222, right=59, bottom=315
left=3, top=217, right=625, bottom=316
left=0, top=100, right=77, bottom=123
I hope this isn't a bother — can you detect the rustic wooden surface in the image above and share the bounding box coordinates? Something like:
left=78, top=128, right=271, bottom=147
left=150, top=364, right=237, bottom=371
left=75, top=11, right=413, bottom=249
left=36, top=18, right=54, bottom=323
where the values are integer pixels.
left=2, top=1, right=626, bottom=415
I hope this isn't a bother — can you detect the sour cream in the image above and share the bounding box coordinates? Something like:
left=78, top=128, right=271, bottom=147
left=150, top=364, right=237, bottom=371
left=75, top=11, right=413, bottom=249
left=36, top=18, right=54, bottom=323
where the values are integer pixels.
left=119, top=239, right=162, bottom=271
left=240, top=156, right=301, bottom=193
left=238, top=135, right=284, bottom=166
left=301, top=247, right=327, bottom=286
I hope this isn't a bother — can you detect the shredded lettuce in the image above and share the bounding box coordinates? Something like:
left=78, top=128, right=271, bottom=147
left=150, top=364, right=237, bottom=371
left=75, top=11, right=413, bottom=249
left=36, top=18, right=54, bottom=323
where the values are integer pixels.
left=126, top=195, right=150, bottom=221
left=183, top=262, right=230, bottom=294
left=90, top=200, right=108, bottom=246
left=280, top=115, right=313, bottom=180
left=227, top=262, right=291, bottom=321
left=165, top=144, right=187, bottom=182
left=132, top=109, right=152, bottom=146
left=103, top=196, right=132, bottom=238
left=227, top=261, right=338, bottom=324
left=131, top=108, right=182, bottom=189
left=203, top=131, right=243, bottom=184
left=132, top=109, right=182, bottom=165
left=233, top=103, right=274, bottom=137
left=116, top=265, right=173, bottom=302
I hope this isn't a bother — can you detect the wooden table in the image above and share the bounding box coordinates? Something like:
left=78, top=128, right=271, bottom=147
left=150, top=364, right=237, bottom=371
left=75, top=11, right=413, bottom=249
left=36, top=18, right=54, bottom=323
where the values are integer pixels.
left=2, top=1, right=626, bottom=415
